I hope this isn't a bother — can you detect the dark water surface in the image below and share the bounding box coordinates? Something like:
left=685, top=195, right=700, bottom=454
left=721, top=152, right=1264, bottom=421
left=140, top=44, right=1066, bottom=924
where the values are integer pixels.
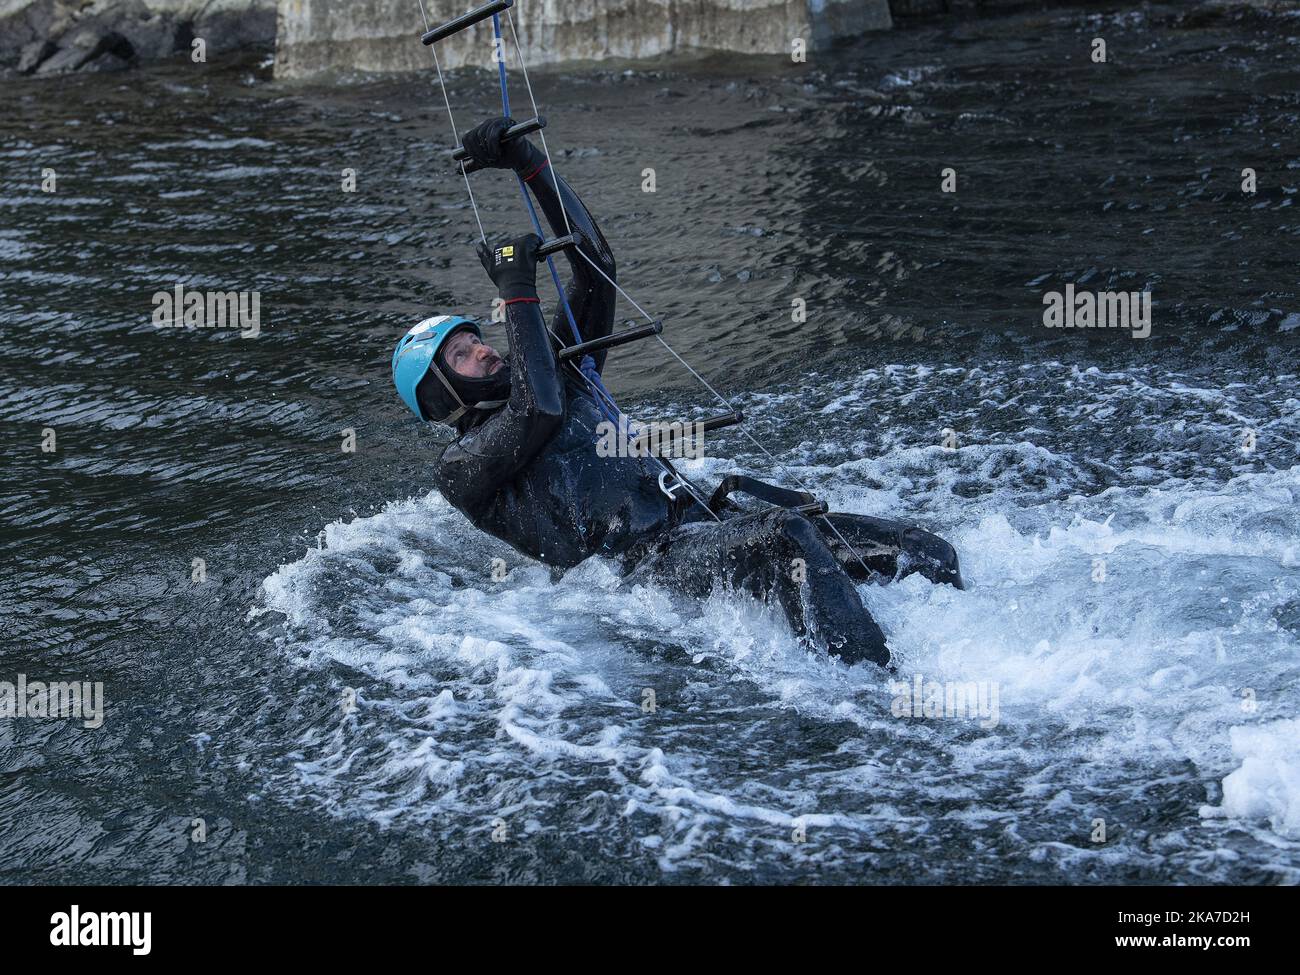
left=2, top=3, right=1299, bottom=883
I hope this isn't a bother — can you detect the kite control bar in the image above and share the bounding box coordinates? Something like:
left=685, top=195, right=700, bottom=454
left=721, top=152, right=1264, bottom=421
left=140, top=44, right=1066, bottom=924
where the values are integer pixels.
left=422, top=0, right=513, bottom=45
left=634, top=413, right=748, bottom=457
left=685, top=410, right=744, bottom=436
left=556, top=320, right=663, bottom=363
left=454, top=117, right=547, bottom=174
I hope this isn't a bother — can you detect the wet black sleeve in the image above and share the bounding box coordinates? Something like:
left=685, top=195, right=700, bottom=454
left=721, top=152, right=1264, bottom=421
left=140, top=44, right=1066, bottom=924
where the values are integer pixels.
left=515, top=144, right=618, bottom=374
left=433, top=297, right=565, bottom=519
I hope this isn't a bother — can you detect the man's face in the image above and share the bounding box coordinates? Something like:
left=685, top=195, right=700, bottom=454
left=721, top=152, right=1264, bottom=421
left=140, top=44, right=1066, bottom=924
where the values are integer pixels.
left=442, top=328, right=504, bottom=379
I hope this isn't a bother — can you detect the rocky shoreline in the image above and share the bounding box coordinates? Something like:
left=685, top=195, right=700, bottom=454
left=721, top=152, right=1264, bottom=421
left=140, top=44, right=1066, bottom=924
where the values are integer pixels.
left=0, top=0, right=274, bottom=77
left=2, top=0, right=1296, bottom=80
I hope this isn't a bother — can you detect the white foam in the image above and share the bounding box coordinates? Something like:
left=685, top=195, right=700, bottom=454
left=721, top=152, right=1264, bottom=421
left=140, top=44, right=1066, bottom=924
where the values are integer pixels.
left=254, top=366, right=1300, bottom=876
left=1201, top=720, right=1300, bottom=837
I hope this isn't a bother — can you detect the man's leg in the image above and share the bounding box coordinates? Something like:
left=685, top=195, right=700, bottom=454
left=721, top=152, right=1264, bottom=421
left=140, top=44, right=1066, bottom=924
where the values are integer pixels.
left=623, top=509, right=890, bottom=665
left=814, top=513, right=965, bottom=589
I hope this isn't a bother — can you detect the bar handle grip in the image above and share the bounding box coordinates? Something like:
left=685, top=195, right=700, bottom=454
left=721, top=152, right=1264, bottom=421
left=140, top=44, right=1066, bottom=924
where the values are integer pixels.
left=455, top=117, right=547, bottom=174
left=630, top=411, right=745, bottom=456
left=421, top=0, right=513, bottom=46
left=557, top=320, right=663, bottom=363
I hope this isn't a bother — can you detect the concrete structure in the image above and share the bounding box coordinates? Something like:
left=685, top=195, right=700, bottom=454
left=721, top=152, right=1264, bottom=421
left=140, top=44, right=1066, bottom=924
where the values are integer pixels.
left=274, top=0, right=892, bottom=78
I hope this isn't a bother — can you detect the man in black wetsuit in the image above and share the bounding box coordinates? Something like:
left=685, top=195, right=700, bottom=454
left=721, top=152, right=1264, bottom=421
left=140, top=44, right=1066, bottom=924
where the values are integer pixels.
left=391, top=118, right=964, bottom=666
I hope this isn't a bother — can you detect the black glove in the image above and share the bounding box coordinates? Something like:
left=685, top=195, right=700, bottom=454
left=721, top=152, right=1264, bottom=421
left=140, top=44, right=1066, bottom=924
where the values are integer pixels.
left=477, top=233, right=541, bottom=302
left=460, top=116, right=535, bottom=172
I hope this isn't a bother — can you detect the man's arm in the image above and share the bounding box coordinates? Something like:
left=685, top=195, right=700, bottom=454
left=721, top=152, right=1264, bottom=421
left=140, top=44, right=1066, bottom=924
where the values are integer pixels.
left=434, top=235, right=565, bottom=519
left=461, top=118, right=618, bottom=372
left=517, top=143, right=618, bottom=359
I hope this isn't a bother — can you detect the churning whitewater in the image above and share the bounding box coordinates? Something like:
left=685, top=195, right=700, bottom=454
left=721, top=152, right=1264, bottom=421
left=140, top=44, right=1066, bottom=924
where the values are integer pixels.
left=258, top=358, right=1300, bottom=882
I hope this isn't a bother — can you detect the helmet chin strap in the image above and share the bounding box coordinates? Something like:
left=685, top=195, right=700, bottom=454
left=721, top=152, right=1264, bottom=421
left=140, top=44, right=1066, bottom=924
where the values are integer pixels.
left=430, top=364, right=506, bottom=425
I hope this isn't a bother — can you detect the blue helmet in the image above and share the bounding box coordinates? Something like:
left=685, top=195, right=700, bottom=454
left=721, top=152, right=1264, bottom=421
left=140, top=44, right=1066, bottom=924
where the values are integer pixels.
left=392, top=314, right=498, bottom=425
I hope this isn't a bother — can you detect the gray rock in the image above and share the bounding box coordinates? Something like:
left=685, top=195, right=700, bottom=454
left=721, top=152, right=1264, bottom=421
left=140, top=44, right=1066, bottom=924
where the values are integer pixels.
left=34, top=23, right=136, bottom=74
left=1, top=1, right=72, bottom=66
left=103, top=0, right=176, bottom=60
left=2, top=0, right=276, bottom=75
left=31, top=46, right=82, bottom=73
left=77, top=46, right=135, bottom=72
left=16, top=38, right=57, bottom=73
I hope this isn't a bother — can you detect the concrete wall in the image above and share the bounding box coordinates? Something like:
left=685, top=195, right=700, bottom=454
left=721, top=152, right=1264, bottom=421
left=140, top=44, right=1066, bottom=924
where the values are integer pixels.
left=273, top=0, right=893, bottom=79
